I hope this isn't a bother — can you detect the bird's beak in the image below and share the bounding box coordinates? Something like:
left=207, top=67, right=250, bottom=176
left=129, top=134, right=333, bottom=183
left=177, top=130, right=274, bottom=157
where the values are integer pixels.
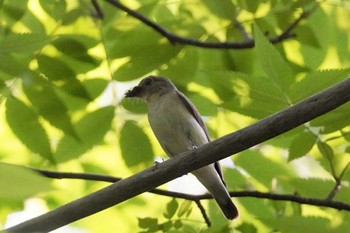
left=125, top=85, right=143, bottom=98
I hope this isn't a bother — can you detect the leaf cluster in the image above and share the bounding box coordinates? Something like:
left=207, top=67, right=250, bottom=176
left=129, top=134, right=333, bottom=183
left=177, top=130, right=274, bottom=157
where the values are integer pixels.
left=0, top=0, right=350, bottom=232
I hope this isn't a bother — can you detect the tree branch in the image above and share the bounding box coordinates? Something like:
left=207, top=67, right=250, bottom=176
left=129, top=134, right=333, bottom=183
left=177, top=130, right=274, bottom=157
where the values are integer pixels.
left=31, top=167, right=350, bottom=210
left=6, top=77, right=350, bottom=232
left=103, top=0, right=316, bottom=49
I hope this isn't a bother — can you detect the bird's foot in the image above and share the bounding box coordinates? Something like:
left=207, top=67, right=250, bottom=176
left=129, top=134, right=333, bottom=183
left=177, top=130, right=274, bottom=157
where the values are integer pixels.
left=153, top=158, right=165, bottom=171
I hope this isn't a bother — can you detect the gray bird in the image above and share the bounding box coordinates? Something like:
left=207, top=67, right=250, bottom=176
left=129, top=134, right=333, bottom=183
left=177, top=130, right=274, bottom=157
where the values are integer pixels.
left=125, top=76, right=238, bottom=220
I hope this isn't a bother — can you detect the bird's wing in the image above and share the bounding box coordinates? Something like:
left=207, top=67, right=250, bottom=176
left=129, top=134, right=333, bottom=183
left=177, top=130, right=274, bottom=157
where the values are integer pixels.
left=177, top=91, right=226, bottom=186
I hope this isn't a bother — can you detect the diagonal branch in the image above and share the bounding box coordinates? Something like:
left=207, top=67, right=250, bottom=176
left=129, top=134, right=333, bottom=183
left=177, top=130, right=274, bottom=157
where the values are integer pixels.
left=104, top=0, right=317, bottom=49
left=6, top=77, right=350, bottom=232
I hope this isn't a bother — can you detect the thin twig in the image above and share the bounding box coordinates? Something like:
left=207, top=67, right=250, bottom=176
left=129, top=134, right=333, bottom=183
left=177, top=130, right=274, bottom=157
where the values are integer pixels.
left=31, top=167, right=350, bottom=211
left=233, top=19, right=253, bottom=41
left=326, top=161, right=350, bottom=200
left=326, top=180, right=342, bottom=201
left=103, top=0, right=317, bottom=49
left=91, top=0, right=104, bottom=19
left=194, top=200, right=211, bottom=227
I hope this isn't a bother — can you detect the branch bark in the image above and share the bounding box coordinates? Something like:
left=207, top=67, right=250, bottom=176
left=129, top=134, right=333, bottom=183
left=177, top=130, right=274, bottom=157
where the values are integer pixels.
left=6, top=77, right=350, bottom=232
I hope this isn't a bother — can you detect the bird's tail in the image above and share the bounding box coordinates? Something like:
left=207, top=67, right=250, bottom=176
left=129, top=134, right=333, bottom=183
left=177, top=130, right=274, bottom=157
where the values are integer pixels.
left=192, top=166, right=239, bottom=220
left=212, top=191, right=239, bottom=220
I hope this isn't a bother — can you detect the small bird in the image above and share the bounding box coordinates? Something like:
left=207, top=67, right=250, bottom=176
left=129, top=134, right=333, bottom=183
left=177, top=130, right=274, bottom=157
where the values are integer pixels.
left=125, top=76, right=238, bottom=220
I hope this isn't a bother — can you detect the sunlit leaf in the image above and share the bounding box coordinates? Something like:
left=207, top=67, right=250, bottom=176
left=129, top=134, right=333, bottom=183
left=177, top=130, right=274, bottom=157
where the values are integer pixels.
left=22, top=74, right=78, bottom=139
left=317, top=141, right=334, bottom=159
left=202, top=0, right=236, bottom=19
left=138, top=217, right=158, bottom=231
left=311, top=104, right=350, bottom=133
left=0, top=54, right=28, bottom=77
left=254, top=24, right=294, bottom=91
left=218, top=71, right=290, bottom=118
left=0, top=33, right=51, bottom=53
left=52, top=37, right=97, bottom=65
left=234, top=150, right=296, bottom=187
left=164, top=198, right=178, bottom=219
left=287, top=177, right=334, bottom=198
left=83, top=78, right=109, bottom=100
left=289, top=69, right=350, bottom=102
left=55, top=106, right=115, bottom=163
left=159, top=48, right=199, bottom=84
left=266, top=216, right=330, bottom=233
left=37, top=55, right=90, bottom=99
left=121, top=98, right=148, bottom=114
left=120, top=121, right=154, bottom=168
left=61, top=8, right=85, bottom=25
left=5, top=97, right=54, bottom=163
left=236, top=223, right=257, bottom=233
left=177, top=200, right=192, bottom=217
left=39, top=0, right=66, bottom=21
left=0, top=163, right=52, bottom=200
left=288, top=131, right=317, bottom=161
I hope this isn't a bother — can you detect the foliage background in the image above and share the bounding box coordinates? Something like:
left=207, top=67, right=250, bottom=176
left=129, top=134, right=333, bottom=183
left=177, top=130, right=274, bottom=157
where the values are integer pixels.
left=1, top=0, right=350, bottom=232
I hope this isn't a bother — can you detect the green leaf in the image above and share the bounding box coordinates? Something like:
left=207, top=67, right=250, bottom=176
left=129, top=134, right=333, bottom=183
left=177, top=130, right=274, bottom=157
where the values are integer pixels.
left=36, top=54, right=75, bottom=79
left=37, top=55, right=90, bottom=99
left=254, top=24, right=293, bottom=91
left=160, top=221, right=173, bottom=232
left=0, top=163, right=51, bottom=200
left=202, top=0, right=236, bottom=19
left=120, top=121, right=154, bottom=169
left=5, top=97, right=54, bottom=163
left=217, top=71, right=290, bottom=118
left=288, top=131, right=317, bottom=161
left=173, top=220, right=182, bottom=229
left=311, top=104, right=350, bottom=133
left=238, top=0, right=260, bottom=13
left=164, top=198, right=178, bottom=219
left=55, top=106, right=115, bottom=163
left=190, top=94, right=217, bottom=116
left=2, top=1, right=26, bottom=22
left=317, top=141, right=334, bottom=159
left=114, top=42, right=181, bottom=81
left=287, top=177, right=334, bottom=198
left=158, top=48, right=199, bottom=84
left=110, top=27, right=181, bottom=81
left=205, top=71, right=236, bottom=102
left=239, top=198, right=275, bottom=219
left=52, top=37, right=97, bottom=65
left=0, top=54, right=28, bottom=77
left=289, top=69, right=350, bottom=103
left=296, top=24, right=321, bottom=48
left=0, top=33, right=51, bottom=53
left=138, top=217, right=158, bottom=231
left=234, top=150, right=296, bottom=187
left=61, top=8, right=84, bottom=25
left=121, top=98, right=148, bottom=114
left=83, top=78, right=109, bottom=100
left=236, top=223, right=257, bottom=233
left=39, top=0, right=66, bottom=21
left=266, top=216, right=330, bottom=233
left=22, top=74, right=78, bottom=139
left=177, top=200, right=192, bottom=217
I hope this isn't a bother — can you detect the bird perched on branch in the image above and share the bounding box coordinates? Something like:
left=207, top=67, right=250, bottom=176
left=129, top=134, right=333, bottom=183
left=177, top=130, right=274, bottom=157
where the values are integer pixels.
left=125, top=76, right=238, bottom=220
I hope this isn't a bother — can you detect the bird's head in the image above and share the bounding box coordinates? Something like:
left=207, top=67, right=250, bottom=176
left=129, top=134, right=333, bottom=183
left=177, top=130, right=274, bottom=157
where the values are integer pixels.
left=125, top=76, right=176, bottom=102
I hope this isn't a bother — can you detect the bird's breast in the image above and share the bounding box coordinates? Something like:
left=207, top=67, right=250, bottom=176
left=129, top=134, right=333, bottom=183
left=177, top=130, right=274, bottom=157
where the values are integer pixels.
left=148, top=93, right=208, bottom=157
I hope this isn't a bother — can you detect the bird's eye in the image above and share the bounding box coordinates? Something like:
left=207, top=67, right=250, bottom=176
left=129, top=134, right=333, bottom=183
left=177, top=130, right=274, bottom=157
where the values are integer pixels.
left=144, top=78, right=153, bottom=86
